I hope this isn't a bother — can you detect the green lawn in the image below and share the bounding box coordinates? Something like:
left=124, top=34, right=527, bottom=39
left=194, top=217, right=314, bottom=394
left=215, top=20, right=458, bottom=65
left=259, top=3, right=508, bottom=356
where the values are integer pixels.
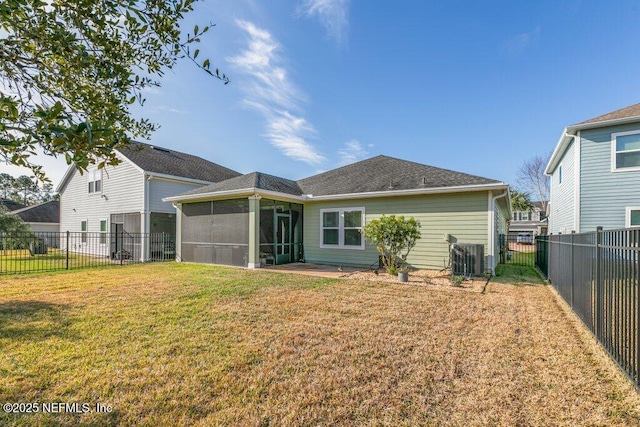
left=0, top=249, right=118, bottom=275
left=0, top=263, right=638, bottom=426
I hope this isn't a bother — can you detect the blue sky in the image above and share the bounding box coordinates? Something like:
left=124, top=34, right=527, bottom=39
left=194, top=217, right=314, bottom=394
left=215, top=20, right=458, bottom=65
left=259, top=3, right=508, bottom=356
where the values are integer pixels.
left=4, top=0, right=640, bottom=189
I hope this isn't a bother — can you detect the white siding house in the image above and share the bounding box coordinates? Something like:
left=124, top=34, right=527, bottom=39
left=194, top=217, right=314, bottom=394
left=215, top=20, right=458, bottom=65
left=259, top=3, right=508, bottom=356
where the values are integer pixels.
left=546, top=103, right=640, bottom=233
left=56, top=142, right=241, bottom=260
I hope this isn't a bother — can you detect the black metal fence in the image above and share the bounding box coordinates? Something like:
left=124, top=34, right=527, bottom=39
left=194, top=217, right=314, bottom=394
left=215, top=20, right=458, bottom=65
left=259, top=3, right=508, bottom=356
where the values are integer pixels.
left=546, top=227, right=640, bottom=388
left=499, top=233, right=537, bottom=267
left=535, top=235, right=549, bottom=276
left=0, top=231, right=175, bottom=275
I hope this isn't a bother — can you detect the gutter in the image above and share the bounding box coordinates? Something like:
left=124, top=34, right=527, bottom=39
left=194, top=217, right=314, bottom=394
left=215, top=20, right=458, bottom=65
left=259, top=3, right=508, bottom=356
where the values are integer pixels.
left=163, top=182, right=509, bottom=204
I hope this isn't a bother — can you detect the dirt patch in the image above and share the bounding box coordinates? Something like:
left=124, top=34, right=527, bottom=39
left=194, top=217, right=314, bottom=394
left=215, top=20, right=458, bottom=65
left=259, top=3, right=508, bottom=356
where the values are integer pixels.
left=339, top=268, right=486, bottom=292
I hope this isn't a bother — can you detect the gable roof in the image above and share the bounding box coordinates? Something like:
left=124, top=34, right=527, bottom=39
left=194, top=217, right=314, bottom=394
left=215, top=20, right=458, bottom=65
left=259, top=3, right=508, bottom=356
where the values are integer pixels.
left=116, top=142, right=241, bottom=182
left=298, top=155, right=500, bottom=196
left=164, top=155, right=506, bottom=203
left=0, top=199, right=26, bottom=211
left=546, top=102, right=640, bottom=174
left=12, top=200, right=59, bottom=223
left=575, top=103, right=640, bottom=126
left=177, top=172, right=303, bottom=199
left=57, top=142, right=242, bottom=193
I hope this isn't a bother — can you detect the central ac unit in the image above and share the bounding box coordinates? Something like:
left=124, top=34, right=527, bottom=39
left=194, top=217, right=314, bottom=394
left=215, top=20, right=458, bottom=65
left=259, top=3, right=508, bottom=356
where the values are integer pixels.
left=450, top=243, right=485, bottom=277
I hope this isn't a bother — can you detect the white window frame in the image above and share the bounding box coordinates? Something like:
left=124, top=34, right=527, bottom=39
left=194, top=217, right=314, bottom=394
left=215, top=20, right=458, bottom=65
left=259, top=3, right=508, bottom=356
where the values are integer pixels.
left=88, top=168, right=103, bottom=194
left=612, top=130, right=640, bottom=172
left=99, top=219, right=108, bottom=245
left=320, top=207, right=365, bottom=250
left=558, top=164, right=563, bottom=185
left=81, top=220, right=88, bottom=244
left=626, top=207, right=640, bottom=228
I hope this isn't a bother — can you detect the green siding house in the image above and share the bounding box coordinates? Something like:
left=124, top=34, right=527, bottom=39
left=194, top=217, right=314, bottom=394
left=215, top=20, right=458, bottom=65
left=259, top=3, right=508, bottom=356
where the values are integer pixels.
left=164, top=156, right=510, bottom=274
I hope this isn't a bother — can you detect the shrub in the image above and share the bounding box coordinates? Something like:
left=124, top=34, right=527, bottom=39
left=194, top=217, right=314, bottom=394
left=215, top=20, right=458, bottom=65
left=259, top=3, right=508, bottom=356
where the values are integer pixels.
left=363, top=215, right=421, bottom=275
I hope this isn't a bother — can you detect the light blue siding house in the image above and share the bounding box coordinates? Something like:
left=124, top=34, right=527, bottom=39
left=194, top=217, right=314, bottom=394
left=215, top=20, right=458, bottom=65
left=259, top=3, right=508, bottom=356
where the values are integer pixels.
left=545, top=103, right=640, bottom=233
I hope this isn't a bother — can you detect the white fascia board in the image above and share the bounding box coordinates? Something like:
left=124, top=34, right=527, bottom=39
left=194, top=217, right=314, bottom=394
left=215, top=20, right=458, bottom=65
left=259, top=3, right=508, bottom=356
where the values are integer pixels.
left=25, top=222, right=59, bottom=226
left=305, top=183, right=509, bottom=201
left=55, top=164, right=77, bottom=193
left=163, top=188, right=255, bottom=203
left=163, top=188, right=306, bottom=203
left=163, top=183, right=508, bottom=204
left=545, top=128, right=574, bottom=176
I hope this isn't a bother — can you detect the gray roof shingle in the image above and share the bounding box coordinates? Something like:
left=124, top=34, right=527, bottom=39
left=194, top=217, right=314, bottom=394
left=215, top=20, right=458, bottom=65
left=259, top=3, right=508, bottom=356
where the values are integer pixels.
left=13, top=200, right=60, bottom=223
left=170, top=155, right=503, bottom=201
left=117, top=142, right=241, bottom=182
left=178, top=172, right=303, bottom=197
left=297, top=155, right=501, bottom=196
left=0, top=199, right=26, bottom=211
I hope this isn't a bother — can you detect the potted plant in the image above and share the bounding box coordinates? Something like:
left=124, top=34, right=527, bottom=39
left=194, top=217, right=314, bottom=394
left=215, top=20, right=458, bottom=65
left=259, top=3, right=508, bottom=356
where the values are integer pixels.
left=397, top=263, right=410, bottom=283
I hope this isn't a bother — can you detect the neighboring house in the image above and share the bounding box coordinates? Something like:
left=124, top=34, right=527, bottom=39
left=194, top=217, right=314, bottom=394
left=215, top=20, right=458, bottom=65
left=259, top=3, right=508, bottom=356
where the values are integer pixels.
left=0, top=199, right=26, bottom=211
left=56, top=142, right=241, bottom=260
left=164, top=155, right=511, bottom=274
left=546, top=103, right=640, bottom=234
left=11, top=200, right=60, bottom=247
left=509, top=201, right=548, bottom=236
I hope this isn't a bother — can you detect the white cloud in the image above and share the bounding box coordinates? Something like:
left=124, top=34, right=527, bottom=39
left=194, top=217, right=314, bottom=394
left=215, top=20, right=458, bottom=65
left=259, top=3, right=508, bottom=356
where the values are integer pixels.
left=338, top=139, right=368, bottom=165
left=141, top=86, right=161, bottom=95
left=228, top=20, right=325, bottom=165
left=503, top=27, right=541, bottom=54
left=149, top=105, right=187, bottom=114
left=297, top=0, right=350, bottom=43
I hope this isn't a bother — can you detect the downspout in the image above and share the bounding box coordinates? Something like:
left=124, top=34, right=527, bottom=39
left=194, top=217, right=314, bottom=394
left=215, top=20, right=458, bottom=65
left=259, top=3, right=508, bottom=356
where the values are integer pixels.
left=489, top=189, right=509, bottom=274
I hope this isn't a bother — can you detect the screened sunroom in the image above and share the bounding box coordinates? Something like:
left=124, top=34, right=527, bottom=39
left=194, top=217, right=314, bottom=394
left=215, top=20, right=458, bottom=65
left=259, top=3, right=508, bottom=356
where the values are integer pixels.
left=178, top=196, right=303, bottom=267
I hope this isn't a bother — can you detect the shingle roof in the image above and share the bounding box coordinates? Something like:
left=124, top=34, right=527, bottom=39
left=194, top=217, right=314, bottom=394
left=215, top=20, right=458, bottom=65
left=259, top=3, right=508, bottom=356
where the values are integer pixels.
left=169, top=155, right=503, bottom=201
left=12, top=200, right=60, bottom=223
left=575, top=103, right=640, bottom=126
left=297, top=155, right=500, bottom=196
left=117, top=142, right=241, bottom=182
left=0, top=199, right=26, bottom=211
left=179, top=172, right=303, bottom=197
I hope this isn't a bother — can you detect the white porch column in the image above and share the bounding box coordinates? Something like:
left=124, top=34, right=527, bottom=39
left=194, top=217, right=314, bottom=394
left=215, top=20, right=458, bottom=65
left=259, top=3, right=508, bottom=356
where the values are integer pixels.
left=175, top=203, right=182, bottom=262
left=248, top=195, right=262, bottom=268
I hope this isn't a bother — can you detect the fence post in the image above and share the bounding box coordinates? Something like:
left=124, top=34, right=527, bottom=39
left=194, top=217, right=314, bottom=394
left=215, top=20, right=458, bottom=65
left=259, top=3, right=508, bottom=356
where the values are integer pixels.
left=66, top=231, right=70, bottom=270
left=120, top=230, right=124, bottom=266
left=570, top=231, right=575, bottom=308
left=595, top=226, right=603, bottom=337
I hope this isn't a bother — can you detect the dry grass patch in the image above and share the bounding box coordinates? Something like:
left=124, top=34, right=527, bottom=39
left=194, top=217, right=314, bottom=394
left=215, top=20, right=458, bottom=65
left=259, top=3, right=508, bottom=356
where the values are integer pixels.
left=0, top=263, right=638, bottom=426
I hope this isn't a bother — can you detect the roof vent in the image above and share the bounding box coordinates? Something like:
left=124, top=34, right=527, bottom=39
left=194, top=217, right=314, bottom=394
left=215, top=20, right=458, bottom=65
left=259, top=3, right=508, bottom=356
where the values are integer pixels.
left=150, top=145, right=171, bottom=153
left=421, top=176, right=427, bottom=185
left=388, top=180, right=394, bottom=189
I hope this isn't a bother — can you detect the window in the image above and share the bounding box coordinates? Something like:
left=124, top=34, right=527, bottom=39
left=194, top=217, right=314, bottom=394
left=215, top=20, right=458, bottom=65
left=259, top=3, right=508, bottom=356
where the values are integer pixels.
left=320, top=208, right=365, bottom=249
left=613, top=131, right=640, bottom=171
left=88, top=168, right=102, bottom=193
left=626, top=207, right=640, bottom=228
left=521, top=211, right=529, bottom=221
left=81, top=220, right=87, bottom=243
left=513, top=212, right=518, bottom=221
left=558, top=165, right=563, bottom=184
left=99, top=220, right=107, bottom=244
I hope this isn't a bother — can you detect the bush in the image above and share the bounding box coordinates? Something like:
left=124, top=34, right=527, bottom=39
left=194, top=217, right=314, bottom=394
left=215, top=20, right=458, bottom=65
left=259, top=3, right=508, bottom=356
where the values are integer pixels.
left=363, top=215, right=421, bottom=275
